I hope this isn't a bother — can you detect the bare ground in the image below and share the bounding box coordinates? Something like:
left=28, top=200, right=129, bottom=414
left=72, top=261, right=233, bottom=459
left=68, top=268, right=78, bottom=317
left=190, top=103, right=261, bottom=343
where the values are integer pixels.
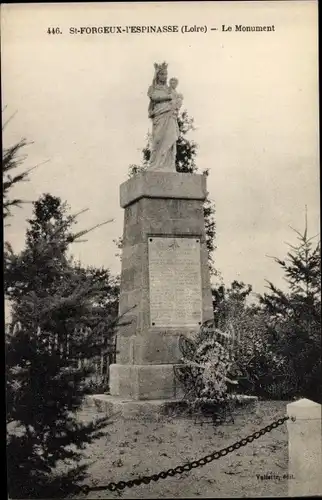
left=71, top=400, right=290, bottom=499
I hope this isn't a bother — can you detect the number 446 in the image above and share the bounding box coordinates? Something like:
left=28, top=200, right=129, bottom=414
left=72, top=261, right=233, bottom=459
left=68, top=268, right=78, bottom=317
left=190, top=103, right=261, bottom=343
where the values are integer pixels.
left=47, top=27, right=62, bottom=35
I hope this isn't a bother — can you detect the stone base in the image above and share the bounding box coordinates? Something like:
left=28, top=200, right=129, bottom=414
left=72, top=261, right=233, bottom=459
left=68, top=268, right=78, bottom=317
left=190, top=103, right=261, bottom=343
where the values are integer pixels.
left=84, top=394, right=258, bottom=421
left=109, top=363, right=183, bottom=400
left=85, top=394, right=188, bottom=420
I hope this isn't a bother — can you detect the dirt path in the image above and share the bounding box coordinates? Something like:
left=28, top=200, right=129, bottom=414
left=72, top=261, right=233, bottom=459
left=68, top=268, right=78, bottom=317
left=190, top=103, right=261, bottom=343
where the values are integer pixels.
left=73, top=401, right=289, bottom=498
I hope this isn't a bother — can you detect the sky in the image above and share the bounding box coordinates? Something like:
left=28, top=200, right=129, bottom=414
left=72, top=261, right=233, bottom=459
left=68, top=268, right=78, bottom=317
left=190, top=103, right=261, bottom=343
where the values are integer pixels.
left=2, top=1, right=319, bottom=300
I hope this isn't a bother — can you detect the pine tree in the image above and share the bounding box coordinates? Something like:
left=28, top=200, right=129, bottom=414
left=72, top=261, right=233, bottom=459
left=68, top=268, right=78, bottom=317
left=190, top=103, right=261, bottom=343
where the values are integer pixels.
left=3, top=137, right=33, bottom=222
left=211, top=281, right=288, bottom=398
left=212, top=280, right=253, bottom=329
left=2, top=110, right=49, bottom=223
left=5, top=194, right=118, bottom=498
left=260, top=219, right=321, bottom=401
left=128, top=110, right=217, bottom=274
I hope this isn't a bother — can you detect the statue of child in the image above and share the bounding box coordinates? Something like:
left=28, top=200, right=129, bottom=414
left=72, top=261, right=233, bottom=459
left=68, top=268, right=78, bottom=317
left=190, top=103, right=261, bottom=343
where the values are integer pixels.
left=168, top=77, right=183, bottom=114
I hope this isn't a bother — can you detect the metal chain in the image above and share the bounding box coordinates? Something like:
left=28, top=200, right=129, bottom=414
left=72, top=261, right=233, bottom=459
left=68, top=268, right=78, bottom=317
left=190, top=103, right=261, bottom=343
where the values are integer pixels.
left=78, top=415, right=289, bottom=494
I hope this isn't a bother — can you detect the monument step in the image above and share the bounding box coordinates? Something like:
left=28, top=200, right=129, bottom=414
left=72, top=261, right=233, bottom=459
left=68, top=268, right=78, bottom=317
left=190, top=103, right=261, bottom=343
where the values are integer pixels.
left=84, top=394, right=258, bottom=421
left=84, top=394, right=188, bottom=420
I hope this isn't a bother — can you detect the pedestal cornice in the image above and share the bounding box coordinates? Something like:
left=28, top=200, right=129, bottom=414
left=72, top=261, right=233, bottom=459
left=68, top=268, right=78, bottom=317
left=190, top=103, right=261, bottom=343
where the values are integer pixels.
left=120, top=171, right=207, bottom=208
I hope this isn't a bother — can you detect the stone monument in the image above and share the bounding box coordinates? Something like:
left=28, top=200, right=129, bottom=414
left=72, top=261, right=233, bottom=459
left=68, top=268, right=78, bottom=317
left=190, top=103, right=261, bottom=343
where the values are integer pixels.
left=109, top=62, right=214, bottom=404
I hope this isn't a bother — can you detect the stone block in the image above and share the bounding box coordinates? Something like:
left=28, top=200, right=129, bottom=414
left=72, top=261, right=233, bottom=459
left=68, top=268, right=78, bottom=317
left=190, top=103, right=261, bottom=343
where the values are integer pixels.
left=116, top=312, right=137, bottom=338
left=122, top=198, right=207, bottom=246
left=115, top=335, right=134, bottom=364
left=120, top=171, right=207, bottom=208
left=109, top=363, right=183, bottom=400
left=116, top=331, right=182, bottom=365
left=142, top=218, right=203, bottom=237
left=139, top=197, right=203, bottom=221
left=135, top=332, right=181, bottom=364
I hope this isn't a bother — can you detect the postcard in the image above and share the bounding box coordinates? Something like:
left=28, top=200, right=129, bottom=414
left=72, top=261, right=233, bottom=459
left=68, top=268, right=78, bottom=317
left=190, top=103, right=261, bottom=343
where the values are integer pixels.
left=2, top=2, right=320, bottom=498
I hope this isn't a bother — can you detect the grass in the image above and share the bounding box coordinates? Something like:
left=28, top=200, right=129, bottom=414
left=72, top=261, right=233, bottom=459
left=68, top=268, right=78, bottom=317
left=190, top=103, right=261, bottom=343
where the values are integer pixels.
left=69, top=400, right=290, bottom=498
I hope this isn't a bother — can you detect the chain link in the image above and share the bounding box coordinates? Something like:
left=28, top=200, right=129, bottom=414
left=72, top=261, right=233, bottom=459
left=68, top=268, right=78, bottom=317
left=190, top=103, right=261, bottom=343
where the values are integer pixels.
left=78, top=415, right=289, bottom=494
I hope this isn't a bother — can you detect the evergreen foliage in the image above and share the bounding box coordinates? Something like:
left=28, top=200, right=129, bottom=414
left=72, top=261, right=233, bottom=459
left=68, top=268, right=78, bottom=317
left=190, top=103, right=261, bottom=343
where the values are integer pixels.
left=2, top=112, right=49, bottom=223
left=5, top=189, right=118, bottom=496
left=259, top=221, right=321, bottom=402
left=3, top=137, right=34, bottom=221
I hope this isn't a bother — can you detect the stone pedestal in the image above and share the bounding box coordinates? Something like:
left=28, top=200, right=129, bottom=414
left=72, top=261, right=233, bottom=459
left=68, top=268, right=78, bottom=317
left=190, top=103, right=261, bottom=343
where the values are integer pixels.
left=109, top=171, right=214, bottom=401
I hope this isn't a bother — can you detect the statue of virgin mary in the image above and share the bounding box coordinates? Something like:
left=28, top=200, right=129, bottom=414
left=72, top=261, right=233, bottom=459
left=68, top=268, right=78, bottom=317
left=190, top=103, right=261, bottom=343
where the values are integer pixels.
left=147, top=62, right=182, bottom=171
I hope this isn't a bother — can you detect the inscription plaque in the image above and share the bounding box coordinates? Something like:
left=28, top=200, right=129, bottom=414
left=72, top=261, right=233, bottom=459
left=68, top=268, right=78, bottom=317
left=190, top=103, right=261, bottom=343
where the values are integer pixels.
left=148, top=237, right=202, bottom=327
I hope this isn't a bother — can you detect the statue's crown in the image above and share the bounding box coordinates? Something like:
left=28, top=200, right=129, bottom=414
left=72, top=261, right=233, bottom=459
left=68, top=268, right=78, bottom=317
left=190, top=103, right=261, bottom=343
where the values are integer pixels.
left=154, top=61, right=168, bottom=72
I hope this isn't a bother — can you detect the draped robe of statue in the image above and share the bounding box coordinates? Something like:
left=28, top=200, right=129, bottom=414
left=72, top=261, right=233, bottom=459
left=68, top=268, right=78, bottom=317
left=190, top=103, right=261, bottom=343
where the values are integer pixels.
left=147, top=84, right=180, bottom=172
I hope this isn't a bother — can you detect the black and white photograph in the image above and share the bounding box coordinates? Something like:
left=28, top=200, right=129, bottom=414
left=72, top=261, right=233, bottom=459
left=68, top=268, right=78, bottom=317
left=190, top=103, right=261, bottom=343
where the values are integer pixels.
left=2, top=1, right=321, bottom=498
